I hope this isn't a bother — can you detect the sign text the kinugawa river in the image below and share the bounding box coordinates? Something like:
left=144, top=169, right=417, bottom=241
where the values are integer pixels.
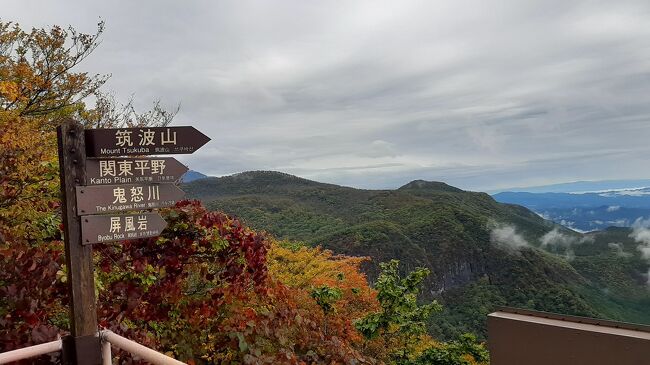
left=85, top=126, right=210, bottom=157
left=86, top=157, right=189, bottom=185
left=75, top=183, right=185, bottom=215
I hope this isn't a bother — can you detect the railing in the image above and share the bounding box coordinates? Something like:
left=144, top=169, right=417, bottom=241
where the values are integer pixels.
left=99, top=330, right=185, bottom=365
left=0, top=339, right=62, bottom=364
left=0, top=331, right=186, bottom=365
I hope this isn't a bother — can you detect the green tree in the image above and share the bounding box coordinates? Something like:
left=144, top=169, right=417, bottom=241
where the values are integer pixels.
left=310, top=284, right=343, bottom=336
left=410, top=333, right=489, bottom=365
left=310, top=285, right=343, bottom=315
left=356, top=259, right=442, bottom=363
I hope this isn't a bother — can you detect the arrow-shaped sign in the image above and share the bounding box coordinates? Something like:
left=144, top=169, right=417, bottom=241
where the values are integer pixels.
left=85, top=126, right=210, bottom=157
left=85, top=157, right=189, bottom=185
left=75, top=183, right=185, bottom=215
left=81, top=212, right=167, bottom=245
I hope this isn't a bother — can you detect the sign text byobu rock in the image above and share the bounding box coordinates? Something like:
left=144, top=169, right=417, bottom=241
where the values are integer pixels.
left=81, top=212, right=168, bottom=244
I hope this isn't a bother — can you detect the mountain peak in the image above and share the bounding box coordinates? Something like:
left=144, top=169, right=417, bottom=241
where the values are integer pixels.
left=398, top=179, right=464, bottom=193
left=230, top=170, right=300, bottom=180
left=181, top=170, right=208, bottom=183
left=226, top=170, right=320, bottom=185
left=182, top=170, right=336, bottom=200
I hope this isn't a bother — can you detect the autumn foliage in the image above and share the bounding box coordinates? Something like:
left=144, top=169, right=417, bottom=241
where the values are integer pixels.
left=0, top=200, right=468, bottom=364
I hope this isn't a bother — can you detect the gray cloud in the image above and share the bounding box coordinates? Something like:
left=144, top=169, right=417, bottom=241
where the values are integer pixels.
left=5, top=0, right=650, bottom=190
left=629, top=218, right=650, bottom=286
left=540, top=227, right=594, bottom=261
left=630, top=218, right=650, bottom=260
left=540, top=228, right=593, bottom=248
left=607, top=242, right=632, bottom=257
left=489, top=223, right=530, bottom=250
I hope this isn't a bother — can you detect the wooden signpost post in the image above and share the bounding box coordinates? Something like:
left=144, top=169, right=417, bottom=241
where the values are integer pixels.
left=56, top=119, right=210, bottom=365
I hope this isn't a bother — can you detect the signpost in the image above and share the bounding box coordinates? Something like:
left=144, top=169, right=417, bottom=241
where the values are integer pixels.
left=56, top=119, right=210, bottom=365
left=85, top=157, right=188, bottom=185
left=75, top=183, right=185, bottom=215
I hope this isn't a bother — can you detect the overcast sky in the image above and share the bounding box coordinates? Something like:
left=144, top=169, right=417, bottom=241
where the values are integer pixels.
left=5, top=1, right=650, bottom=191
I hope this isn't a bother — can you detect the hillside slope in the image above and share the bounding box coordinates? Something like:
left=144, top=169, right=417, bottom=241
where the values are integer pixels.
left=183, top=171, right=650, bottom=339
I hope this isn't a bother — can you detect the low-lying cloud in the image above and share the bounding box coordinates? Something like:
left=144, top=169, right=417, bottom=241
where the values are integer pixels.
left=541, top=228, right=573, bottom=247
left=607, top=242, right=631, bottom=258
left=539, top=227, right=593, bottom=261
left=489, top=224, right=595, bottom=257
left=629, top=218, right=650, bottom=286
left=540, top=228, right=594, bottom=247
left=490, top=223, right=530, bottom=250
left=630, top=218, right=650, bottom=260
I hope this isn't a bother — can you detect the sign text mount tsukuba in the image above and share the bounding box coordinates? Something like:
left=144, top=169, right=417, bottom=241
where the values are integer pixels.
left=85, top=126, right=210, bottom=157
left=75, top=183, right=185, bottom=215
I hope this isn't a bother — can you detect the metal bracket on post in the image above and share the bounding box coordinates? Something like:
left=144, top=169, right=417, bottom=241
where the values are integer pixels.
left=61, top=335, right=102, bottom=365
left=61, top=336, right=74, bottom=365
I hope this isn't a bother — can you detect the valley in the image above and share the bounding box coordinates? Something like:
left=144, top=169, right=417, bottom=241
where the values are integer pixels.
left=183, top=171, right=650, bottom=340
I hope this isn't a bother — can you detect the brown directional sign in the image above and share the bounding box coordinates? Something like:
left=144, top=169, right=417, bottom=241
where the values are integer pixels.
left=85, top=157, right=189, bottom=185
left=75, top=183, right=185, bottom=215
left=85, top=126, right=210, bottom=157
left=81, top=212, right=167, bottom=245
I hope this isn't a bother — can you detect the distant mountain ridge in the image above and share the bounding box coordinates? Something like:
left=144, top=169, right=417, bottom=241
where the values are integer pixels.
left=493, top=189, right=650, bottom=231
left=181, top=170, right=209, bottom=182
left=183, top=171, right=650, bottom=339
left=491, top=179, right=650, bottom=194
left=494, top=189, right=650, bottom=209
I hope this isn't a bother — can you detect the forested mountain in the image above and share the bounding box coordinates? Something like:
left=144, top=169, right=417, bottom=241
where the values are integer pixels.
left=184, top=171, right=650, bottom=339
